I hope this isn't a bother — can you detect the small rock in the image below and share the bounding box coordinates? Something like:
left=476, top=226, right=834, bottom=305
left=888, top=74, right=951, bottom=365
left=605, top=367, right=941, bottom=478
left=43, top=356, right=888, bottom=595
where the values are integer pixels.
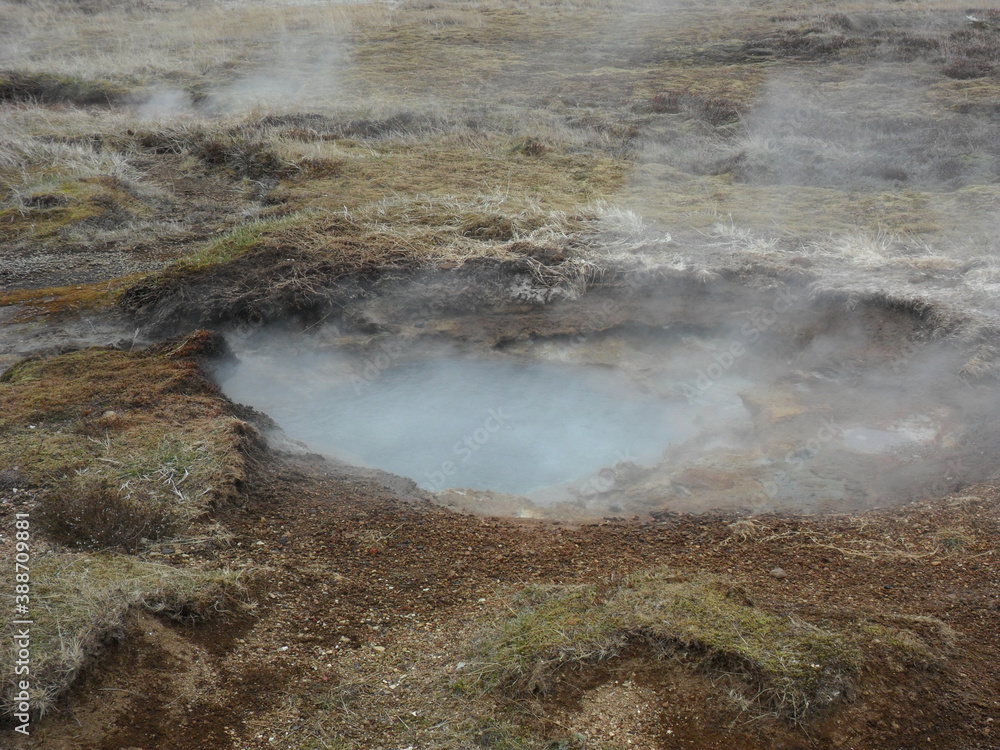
left=372, top=645, right=386, bottom=653
left=769, top=567, right=787, bottom=579
left=101, top=410, right=119, bottom=420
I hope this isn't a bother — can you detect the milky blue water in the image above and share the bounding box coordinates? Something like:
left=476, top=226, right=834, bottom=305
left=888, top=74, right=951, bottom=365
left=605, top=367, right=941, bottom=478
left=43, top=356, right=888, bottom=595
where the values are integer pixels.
left=216, top=351, right=739, bottom=495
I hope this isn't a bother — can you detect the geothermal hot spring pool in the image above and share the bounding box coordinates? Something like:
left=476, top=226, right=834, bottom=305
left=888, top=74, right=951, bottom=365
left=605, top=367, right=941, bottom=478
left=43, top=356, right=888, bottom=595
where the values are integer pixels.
left=213, top=298, right=1000, bottom=519
left=216, top=350, right=748, bottom=497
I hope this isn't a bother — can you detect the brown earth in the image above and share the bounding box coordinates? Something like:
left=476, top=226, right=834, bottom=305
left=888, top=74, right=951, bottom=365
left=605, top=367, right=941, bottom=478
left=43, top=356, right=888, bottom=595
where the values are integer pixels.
left=6, top=446, right=998, bottom=750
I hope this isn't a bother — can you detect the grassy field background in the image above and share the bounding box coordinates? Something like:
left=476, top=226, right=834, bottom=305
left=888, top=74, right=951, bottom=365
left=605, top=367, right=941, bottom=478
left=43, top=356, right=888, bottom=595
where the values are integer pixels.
left=3, top=0, right=999, bottom=309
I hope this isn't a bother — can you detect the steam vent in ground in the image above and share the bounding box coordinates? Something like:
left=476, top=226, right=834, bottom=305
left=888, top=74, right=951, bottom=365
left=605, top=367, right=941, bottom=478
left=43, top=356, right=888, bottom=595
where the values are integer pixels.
left=2, top=0, right=1000, bottom=748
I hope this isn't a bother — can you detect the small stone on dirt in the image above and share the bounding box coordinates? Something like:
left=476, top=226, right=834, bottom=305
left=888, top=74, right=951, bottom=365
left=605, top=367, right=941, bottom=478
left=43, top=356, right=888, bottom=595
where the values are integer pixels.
left=770, top=567, right=787, bottom=579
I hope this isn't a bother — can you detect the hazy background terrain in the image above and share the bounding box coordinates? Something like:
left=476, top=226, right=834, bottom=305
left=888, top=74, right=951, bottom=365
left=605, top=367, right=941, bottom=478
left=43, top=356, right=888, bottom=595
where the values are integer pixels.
left=2, top=0, right=998, bottom=330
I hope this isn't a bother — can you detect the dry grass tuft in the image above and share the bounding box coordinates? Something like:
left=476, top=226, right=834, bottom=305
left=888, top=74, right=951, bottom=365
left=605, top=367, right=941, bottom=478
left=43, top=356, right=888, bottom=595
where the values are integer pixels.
left=0, top=552, right=247, bottom=719
left=135, top=123, right=298, bottom=180
left=943, top=17, right=1000, bottom=79
left=0, top=277, right=139, bottom=322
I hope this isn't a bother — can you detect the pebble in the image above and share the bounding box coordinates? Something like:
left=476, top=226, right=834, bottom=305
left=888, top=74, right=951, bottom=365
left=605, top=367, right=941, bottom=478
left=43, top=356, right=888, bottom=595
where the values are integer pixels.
left=769, top=567, right=787, bottom=579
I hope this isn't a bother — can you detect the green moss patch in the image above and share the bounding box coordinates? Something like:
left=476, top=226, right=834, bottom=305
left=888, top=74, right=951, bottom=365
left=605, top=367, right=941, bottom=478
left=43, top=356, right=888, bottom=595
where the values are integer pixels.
left=474, top=568, right=863, bottom=722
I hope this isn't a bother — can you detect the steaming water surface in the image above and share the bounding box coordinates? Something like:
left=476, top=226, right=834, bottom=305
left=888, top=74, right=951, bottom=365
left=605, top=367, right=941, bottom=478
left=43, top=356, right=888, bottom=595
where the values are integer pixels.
left=217, top=351, right=745, bottom=496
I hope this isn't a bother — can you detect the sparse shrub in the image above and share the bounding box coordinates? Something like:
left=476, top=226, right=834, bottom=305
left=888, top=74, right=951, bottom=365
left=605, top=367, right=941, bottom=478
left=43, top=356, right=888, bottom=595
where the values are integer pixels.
left=635, top=91, right=744, bottom=126
left=134, top=126, right=295, bottom=180
left=640, top=92, right=682, bottom=114
left=604, top=119, right=643, bottom=158
left=38, top=476, right=178, bottom=553
left=334, top=111, right=445, bottom=140
left=870, top=30, right=942, bottom=63
left=297, top=156, right=345, bottom=177
left=22, top=193, right=69, bottom=209
left=698, top=97, right=743, bottom=127
left=933, top=527, right=973, bottom=551
left=749, top=27, right=861, bottom=62
left=826, top=13, right=855, bottom=32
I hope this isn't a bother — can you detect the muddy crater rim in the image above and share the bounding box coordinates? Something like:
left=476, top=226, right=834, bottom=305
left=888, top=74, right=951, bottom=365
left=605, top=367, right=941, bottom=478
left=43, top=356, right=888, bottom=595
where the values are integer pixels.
left=210, top=288, right=1000, bottom=520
